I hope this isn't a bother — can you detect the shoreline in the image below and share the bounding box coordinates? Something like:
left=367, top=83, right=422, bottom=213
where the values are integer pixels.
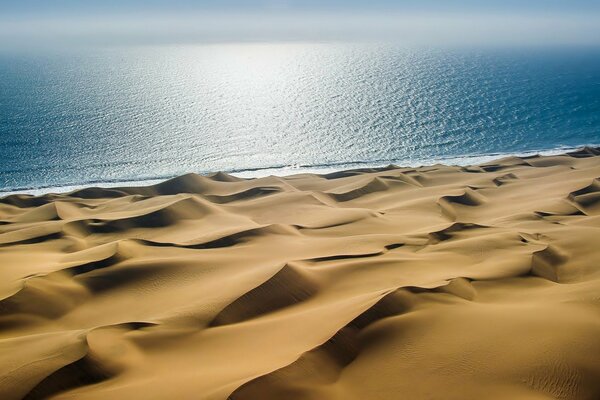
left=2, top=144, right=597, bottom=198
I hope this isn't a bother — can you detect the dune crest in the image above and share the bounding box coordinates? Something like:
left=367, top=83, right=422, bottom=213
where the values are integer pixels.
left=1, top=150, right=600, bottom=400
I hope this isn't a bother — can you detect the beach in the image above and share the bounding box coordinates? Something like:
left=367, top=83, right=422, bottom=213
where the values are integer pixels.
left=1, top=147, right=600, bottom=400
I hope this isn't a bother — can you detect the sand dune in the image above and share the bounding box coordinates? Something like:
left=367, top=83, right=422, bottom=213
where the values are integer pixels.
left=1, top=148, right=600, bottom=400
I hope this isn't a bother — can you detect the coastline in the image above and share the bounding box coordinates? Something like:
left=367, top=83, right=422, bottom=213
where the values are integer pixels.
left=2, top=144, right=597, bottom=198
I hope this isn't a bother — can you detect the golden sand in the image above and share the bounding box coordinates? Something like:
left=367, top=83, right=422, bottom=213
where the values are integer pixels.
left=1, top=148, right=600, bottom=400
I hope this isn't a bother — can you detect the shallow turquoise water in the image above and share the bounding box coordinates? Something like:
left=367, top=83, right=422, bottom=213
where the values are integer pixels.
left=0, top=43, right=599, bottom=193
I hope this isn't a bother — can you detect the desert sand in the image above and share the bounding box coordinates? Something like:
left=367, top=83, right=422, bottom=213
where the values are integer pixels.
left=1, top=148, right=600, bottom=400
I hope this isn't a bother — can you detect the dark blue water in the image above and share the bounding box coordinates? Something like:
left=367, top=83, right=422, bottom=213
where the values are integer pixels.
left=1, top=43, right=599, bottom=194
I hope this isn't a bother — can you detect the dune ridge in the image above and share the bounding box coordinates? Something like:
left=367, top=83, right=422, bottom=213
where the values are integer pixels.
left=1, top=148, right=600, bottom=400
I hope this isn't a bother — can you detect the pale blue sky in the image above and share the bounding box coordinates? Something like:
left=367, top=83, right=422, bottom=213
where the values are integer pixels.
left=0, top=0, right=598, bottom=47
left=2, top=0, right=599, bottom=14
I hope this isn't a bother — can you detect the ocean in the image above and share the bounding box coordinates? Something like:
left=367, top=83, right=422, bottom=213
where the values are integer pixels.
left=1, top=43, right=599, bottom=195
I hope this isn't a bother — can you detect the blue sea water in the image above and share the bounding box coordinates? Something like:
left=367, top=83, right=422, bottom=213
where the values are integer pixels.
left=0, top=43, right=599, bottom=195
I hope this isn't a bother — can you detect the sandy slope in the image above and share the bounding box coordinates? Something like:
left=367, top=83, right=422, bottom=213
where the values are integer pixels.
left=1, top=148, right=600, bottom=400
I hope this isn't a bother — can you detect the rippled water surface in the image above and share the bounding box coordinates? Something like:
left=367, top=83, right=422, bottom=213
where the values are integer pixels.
left=1, top=43, right=599, bottom=193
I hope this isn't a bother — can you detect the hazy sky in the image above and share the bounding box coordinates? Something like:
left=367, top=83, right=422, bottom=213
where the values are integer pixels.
left=1, top=0, right=599, bottom=47
left=2, top=0, right=599, bottom=13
